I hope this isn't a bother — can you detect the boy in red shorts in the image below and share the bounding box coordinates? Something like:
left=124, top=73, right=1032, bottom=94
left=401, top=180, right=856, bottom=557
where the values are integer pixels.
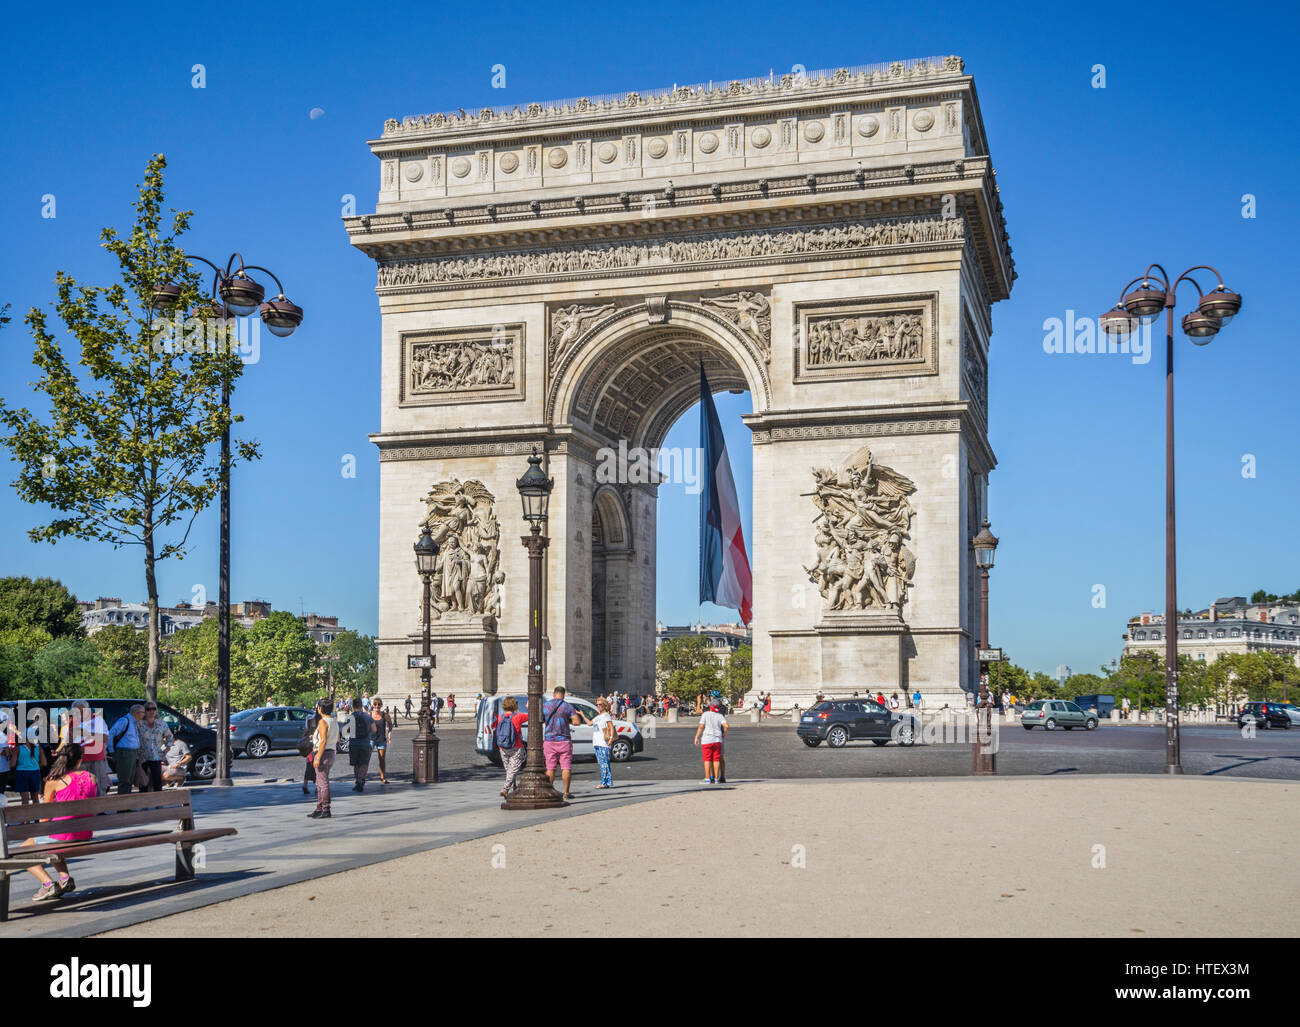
left=694, top=700, right=728, bottom=784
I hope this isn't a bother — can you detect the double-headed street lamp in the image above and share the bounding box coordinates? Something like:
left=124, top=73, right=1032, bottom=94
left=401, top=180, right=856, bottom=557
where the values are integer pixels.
left=154, top=253, right=304, bottom=786
left=971, top=519, right=999, bottom=775
left=503, top=448, right=565, bottom=811
left=1099, top=265, right=1242, bottom=774
left=412, top=525, right=440, bottom=784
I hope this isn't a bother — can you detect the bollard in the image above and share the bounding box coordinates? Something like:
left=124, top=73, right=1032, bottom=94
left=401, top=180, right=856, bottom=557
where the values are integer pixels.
left=667, top=707, right=679, bottom=724
left=749, top=708, right=760, bottom=724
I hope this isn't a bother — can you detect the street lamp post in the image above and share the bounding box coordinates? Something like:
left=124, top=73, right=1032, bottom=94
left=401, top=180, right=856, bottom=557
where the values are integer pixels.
left=971, top=520, right=999, bottom=775
left=154, top=254, right=304, bottom=787
left=1100, top=266, right=1242, bottom=774
left=503, top=448, right=565, bottom=811
left=412, top=525, right=440, bottom=784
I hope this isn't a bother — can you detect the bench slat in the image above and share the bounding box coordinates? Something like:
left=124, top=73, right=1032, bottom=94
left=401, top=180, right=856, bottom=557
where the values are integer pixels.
left=1, top=790, right=192, bottom=826
left=0, top=827, right=237, bottom=868
left=2, top=807, right=194, bottom=845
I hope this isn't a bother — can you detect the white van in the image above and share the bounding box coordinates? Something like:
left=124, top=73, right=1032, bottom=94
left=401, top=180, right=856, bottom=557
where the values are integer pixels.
left=475, top=693, right=644, bottom=765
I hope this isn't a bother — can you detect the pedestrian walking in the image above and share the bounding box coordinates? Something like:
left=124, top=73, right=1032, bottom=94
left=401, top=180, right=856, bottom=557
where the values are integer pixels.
left=57, top=700, right=110, bottom=799
left=912, top=689, right=922, bottom=710
left=310, top=699, right=339, bottom=819
left=107, top=703, right=144, bottom=794
left=542, top=686, right=588, bottom=800
left=20, top=742, right=96, bottom=902
left=430, top=692, right=440, bottom=725
left=447, top=694, right=456, bottom=722
left=350, top=696, right=373, bottom=791
left=14, top=725, right=47, bottom=805
left=495, top=696, right=528, bottom=797
left=137, top=702, right=174, bottom=792
left=371, top=698, right=392, bottom=784
left=301, top=707, right=320, bottom=796
left=694, top=699, right=728, bottom=785
left=591, top=698, right=616, bottom=789
left=404, top=695, right=413, bottom=720
left=762, top=693, right=772, bottom=719
left=1121, top=696, right=1131, bottom=720
left=875, top=691, right=886, bottom=707
left=889, top=693, right=900, bottom=712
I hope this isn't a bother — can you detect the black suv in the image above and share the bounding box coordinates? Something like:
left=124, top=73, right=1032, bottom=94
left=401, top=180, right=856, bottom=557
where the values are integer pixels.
left=1236, top=701, right=1292, bottom=730
left=0, top=698, right=219, bottom=780
left=797, top=698, right=917, bottom=748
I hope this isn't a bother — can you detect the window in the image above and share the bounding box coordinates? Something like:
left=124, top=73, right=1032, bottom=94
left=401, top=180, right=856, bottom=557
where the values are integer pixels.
left=840, top=702, right=862, bottom=713
left=287, top=709, right=309, bottom=721
left=258, top=710, right=285, bottom=722
left=1214, top=629, right=1225, bottom=638
left=1197, top=653, right=1206, bottom=661
left=1196, top=630, right=1207, bottom=639
left=1231, top=630, right=1241, bottom=638
left=1135, top=630, right=1147, bottom=640
left=1150, top=631, right=1161, bottom=640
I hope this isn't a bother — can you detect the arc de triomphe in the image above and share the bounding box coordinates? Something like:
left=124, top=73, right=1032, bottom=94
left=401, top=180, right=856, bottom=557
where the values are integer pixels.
left=346, top=55, right=1014, bottom=709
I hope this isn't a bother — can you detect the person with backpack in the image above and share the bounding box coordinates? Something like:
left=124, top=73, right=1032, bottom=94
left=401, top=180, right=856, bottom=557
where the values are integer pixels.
left=349, top=696, right=374, bottom=791
left=107, top=704, right=144, bottom=795
left=495, top=696, right=528, bottom=797
left=591, top=697, right=616, bottom=789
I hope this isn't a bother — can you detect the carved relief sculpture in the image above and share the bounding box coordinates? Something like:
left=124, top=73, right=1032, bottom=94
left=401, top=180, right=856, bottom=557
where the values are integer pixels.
left=419, top=479, right=503, bottom=621
left=804, top=445, right=917, bottom=614
left=700, top=291, right=771, bottom=363
left=410, top=337, right=515, bottom=394
left=549, top=302, right=617, bottom=366
left=806, top=311, right=924, bottom=367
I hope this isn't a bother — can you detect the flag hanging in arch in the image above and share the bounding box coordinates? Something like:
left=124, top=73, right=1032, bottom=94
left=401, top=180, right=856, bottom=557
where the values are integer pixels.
left=698, top=365, right=753, bottom=625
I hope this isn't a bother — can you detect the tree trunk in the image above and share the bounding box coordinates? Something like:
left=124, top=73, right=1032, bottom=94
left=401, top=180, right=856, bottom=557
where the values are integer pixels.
left=144, top=531, right=160, bottom=704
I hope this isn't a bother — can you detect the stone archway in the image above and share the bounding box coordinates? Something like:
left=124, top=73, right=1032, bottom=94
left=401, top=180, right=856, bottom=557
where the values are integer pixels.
left=351, top=57, right=1014, bottom=708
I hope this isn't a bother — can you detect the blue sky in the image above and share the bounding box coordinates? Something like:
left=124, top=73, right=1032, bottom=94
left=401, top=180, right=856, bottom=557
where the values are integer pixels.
left=1, top=0, right=1296, bottom=675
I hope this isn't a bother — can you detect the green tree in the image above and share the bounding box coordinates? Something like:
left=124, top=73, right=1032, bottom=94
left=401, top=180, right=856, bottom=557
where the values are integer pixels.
left=655, top=634, right=720, bottom=703
left=723, top=643, right=752, bottom=704
left=0, top=642, right=38, bottom=700
left=90, top=624, right=149, bottom=682
left=0, top=626, right=54, bottom=660
left=0, top=576, right=83, bottom=638
left=165, top=617, right=250, bottom=709
left=0, top=156, right=254, bottom=703
left=244, top=612, right=319, bottom=707
left=1063, top=672, right=1106, bottom=697
left=325, top=630, right=378, bottom=697
left=32, top=637, right=103, bottom=697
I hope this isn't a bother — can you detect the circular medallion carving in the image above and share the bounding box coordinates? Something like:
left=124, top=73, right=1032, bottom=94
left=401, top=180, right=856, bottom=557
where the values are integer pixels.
left=858, top=116, right=880, bottom=138
left=803, top=121, right=825, bottom=143
left=646, top=137, right=668, bottom=159
left=499, top=152, right=519, bottom=174
left=750, top=126, right=771, bottom=148
left=402, top=162, right=423, bottom=182
left=547, top=147, right=568, bottom=168
left=451, top=157, right=471, bottom=178
left=698, top=132, right=719, bottom=154
left=597, top=142, right=618, bottom=164
left=913, top=109, right=935, bottom=132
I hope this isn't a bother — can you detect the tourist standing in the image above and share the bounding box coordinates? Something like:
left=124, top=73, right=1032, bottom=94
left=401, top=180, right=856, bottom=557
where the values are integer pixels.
left=107, top=704, right=144, bottom=795
left=912, top=688, right=922, bottom=710
left=137, top=702, right=175, bottom=792
left=447, top=694, right=456, bottom=722
left=694, top=700, right=728, bottom=785
left=889, top=693, right=900, bottom=712
left=21, top=742, right=96, bottom=902
left=495, top=696, right=528, bottom=797
left=58, top=700, right=110, bottom=798
left=350, top=697, right=373, bottom=791
left=591, top=698, right=615, bottom=789
left=763, top=693, right=772, bottom=719
left=0, top=709, right=16, bottom=794
left=371, top=698, right=392, bottom=784
left=302, top=707, right=320, bottom=796
left=14, top=725, right=46, bottom=805
left=404, top=695, right=413, bottom=720
left=310, top=699, right=338, bottom=818
left=542, top=686, right=587, bottom=800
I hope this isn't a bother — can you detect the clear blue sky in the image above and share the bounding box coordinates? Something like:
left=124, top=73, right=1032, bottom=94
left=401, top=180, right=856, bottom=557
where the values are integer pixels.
left=2, top=0, right=1297, bottom=676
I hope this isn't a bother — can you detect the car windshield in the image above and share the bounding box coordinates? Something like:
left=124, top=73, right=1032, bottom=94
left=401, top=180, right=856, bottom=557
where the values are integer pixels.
left=810, top=701, right=833, bottom=713
left=1025, top=701, right=1045, bottom=710
left=231, top=709, right=261, bottom=721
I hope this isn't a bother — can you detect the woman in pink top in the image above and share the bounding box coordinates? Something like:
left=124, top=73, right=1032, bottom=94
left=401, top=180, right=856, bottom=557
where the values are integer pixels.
left=21, top=742, right=98, bottom=903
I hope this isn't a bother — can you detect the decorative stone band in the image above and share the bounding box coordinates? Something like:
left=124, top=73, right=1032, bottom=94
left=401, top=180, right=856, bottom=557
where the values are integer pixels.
left=377, top=214, right=965, bottom=292
left=748, top=415, right=962, bottom=446
left=373, top=432, right=604, bottom=466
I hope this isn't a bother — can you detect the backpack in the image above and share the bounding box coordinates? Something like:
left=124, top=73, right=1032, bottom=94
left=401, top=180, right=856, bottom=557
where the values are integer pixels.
left=495, top=713, right=519, bottom=749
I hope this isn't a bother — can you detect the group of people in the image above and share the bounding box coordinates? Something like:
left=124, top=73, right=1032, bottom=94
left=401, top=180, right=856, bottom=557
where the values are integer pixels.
left=492, top=686, right=625, bottom=798
left=301, top=696, right=394, bottom=818
left=400, top=692, right=459, bottom=722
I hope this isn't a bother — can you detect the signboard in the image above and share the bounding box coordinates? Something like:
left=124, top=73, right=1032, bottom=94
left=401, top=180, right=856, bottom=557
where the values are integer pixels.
left=976, top=648, right=1004, bottom=663
left=407, top=654, right=435, bottom=670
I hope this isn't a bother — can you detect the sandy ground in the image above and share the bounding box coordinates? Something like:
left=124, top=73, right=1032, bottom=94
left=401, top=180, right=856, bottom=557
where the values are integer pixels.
left=102, top=776, right=1299, bottom=937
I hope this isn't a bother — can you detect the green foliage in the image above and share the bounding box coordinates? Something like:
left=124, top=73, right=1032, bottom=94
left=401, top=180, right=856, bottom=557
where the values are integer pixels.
left=243, top=611, right=319, bottom=708
left=1203, top=651, right=1296, bottom=705
left=0, top=576, right=83, bottom=638
left=655, top=635, right=720, bottom=703
left=1063, top=672, right=1106, bottom=697
left=0, top=643, right=38, bottom=700
left=32, top=636, right=102, bottom=694
left=90, top=624, right=149, bottom=682
left=723, top=643, right=752, bottom=704
left=326, top=630, right=378, bottom=696
left=0, top=156, right=258, bottom=701
left=0, top=625, right=54, bottom=659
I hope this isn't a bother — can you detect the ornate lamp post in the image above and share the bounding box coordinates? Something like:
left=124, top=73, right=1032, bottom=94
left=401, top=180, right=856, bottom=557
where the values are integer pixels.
left=503, top=448, right=565, bottom=810
left=412, top=525, right=440, bottom=784
left=971, top=519, right=999, bottom=775
left=1100, top=266, right=1242, bottom=774
left=153, top=254, right=303, bottom=787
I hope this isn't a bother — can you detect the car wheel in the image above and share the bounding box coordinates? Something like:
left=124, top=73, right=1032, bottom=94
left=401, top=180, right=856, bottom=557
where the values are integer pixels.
left=896, top=721, right=916, bottom=746
left=1044, top=718, right=1057, bottom=731
left=872, top=739, right=889, bottom=747
left=801, top=736, right=821, bottom=747
left=190, top=750, right=217, bottom=781
left=1086, top=718, right=1098, bottom=730
left=246, top=735, right=272, bottom=759
left=1022, top=724, right=1034, bottom=731
left=1281, top=719, right=1292, bottom=730
left=610, top=738, right=633, bottom=762
left=337, top=737, right=350, bottom=753
left=826, top=725, right=849, bottom=748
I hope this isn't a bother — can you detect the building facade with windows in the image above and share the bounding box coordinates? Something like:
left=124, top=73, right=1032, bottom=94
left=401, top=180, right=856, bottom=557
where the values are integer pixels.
left=1123, top=596, right=1300, bottom=666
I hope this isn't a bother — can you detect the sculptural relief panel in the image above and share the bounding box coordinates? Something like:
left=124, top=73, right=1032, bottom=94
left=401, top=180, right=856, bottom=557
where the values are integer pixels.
left=793, top=293, right=939, bottom=383
left=418, top=479, right=503, bottom=622
left=400, top=324, right=524, bottom=406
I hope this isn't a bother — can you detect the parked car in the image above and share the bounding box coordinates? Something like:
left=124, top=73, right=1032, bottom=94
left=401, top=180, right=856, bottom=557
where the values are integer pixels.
left=796, top=698, right=917, bottom=748
left=1275, top=703, right=1300, bottom=726
left=0, top=698, right=219, bottom=780
left=475, top=694, right=644, bottom=766
left=1072, top=693, right=1116, bottom=717
left=229, top=706, right=315, bottom=758
left=1021, top=699, right=1098, bottom=731
left=1236, top=701, right=1292, bottom=730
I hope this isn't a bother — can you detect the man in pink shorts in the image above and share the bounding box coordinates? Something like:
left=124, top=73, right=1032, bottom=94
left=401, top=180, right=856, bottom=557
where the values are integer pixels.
left=542, top=686, right=589, bottom=800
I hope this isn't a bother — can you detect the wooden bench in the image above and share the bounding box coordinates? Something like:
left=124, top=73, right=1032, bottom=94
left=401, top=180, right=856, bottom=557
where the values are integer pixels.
left=0, top=788, right=237, bottom=920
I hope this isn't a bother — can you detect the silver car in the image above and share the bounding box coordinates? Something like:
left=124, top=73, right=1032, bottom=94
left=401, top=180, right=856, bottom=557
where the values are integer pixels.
left=230, top=706, right=314, bottom=759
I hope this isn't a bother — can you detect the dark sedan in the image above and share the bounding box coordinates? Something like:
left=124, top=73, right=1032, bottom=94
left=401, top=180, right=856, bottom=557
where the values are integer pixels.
left=797, top=698, right=917, bottom=748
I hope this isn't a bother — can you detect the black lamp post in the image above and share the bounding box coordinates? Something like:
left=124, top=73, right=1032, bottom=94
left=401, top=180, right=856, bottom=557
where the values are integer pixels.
left=1100, top=265, right=1242, bottom=774
left=971, top=519, right=999, bottom=775
left=153, top=253, right=303, bottom=787
left=503, top=448, right=565, bottom=810
left=412, top=525, right=440, bottom=784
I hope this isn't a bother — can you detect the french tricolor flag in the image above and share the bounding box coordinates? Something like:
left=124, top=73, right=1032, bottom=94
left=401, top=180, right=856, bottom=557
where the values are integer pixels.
left=698, top=365, right=753, bottom=625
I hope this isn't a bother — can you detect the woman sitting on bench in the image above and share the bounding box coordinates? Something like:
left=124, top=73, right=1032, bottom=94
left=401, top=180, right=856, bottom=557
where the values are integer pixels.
left=22, top=742, right=97, bottom=903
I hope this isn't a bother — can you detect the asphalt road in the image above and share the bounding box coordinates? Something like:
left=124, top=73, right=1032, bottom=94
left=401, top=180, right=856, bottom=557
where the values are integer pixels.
left=223, top=719, right=1300, bottom=785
